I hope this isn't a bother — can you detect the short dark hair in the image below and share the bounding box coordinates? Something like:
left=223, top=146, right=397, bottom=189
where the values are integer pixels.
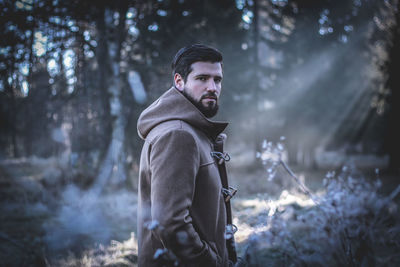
left=171, top=44, right=223, bottom=82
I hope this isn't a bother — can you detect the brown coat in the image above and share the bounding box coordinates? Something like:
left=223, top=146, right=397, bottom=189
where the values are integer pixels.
left=137, top=87, right=232, bottom=266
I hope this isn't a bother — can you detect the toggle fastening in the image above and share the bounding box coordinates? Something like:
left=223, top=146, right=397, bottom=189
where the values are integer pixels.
left=211, top=151, right=231, bottom=165
left=221, top=186, right=237, bottom=202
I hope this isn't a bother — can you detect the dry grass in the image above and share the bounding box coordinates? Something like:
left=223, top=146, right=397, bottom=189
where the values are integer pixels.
left=1, top=154, right=399, bottom=266
left=53, top=233, right=138, bottom=267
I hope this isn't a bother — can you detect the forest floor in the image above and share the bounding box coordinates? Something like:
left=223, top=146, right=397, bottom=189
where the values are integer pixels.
left=0, top=156, right=399, bottom=266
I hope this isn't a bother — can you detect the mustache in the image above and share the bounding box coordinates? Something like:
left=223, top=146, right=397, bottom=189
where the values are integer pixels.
left=201, top=93, right=218, bottom=100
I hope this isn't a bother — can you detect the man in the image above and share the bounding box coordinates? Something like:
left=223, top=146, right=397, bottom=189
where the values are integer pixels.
left=137, top=44, right=237, bottom=267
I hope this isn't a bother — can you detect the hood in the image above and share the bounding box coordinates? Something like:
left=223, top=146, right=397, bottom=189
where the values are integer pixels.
left=137, top=87, right=228, bottom=140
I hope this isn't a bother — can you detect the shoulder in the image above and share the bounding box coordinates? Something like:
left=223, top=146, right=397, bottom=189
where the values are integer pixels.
left=147, top=120, right=198, bottom=145
left=148, top=122, right=200, bottom=161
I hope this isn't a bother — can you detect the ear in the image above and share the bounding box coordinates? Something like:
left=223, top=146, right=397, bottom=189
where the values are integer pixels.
left=174, top=73, right=184, bottom=91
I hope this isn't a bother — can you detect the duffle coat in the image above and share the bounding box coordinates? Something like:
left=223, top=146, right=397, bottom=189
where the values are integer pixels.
left=137, top=87, right=234, bottom=266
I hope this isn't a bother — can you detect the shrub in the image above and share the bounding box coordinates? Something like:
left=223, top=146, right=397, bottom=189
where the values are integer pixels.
left=239, top=166, right=400, bottom=266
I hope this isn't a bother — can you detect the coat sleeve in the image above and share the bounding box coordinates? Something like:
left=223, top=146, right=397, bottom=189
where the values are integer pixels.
left=149, top=129, right=221, bottom=266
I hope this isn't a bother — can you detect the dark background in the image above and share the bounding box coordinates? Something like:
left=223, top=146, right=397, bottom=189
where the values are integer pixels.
left=1, top=0, right=399, bottom=172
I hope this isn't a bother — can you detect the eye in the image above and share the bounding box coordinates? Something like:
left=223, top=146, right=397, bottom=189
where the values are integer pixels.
left=198, top=76, right=207, bottom=81
left=215, top=77, right=222, bottom=83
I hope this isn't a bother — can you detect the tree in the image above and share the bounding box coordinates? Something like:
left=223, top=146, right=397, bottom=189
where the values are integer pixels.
left=382, top=0, right=400, bottom=171
left=243, top=0, right=392, bottom=167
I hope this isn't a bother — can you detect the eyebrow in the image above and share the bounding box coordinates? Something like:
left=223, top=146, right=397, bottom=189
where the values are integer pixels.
left=194, top=74, right=223, bottom=79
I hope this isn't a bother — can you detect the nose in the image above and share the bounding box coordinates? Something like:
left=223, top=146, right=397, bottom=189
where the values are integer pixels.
left=207, top=80, right=218, bottom=93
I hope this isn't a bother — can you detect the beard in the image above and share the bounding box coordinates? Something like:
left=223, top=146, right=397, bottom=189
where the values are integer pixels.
left=182, top=88, right=219, bottom=118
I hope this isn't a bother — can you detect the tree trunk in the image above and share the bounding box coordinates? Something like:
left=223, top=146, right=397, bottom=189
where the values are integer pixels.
left=92, top=3, right=129, bottom=194
left=253, top=0, right=262, bottom=158
left=24, top=10, right=36, bottom=157
left=5, top=78, right=18, bottom=158
left=6, top=44, right=19, bottom=158
left=384, top=0, right=400, bottom=172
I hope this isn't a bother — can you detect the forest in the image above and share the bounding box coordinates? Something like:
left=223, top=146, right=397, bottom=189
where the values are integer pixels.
left=0, top=0, right=400, bottom=266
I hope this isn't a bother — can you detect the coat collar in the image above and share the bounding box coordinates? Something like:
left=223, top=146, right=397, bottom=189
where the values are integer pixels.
left=137, top=87, right=228, bottom=140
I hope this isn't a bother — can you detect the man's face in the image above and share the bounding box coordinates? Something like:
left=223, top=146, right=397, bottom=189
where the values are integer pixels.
left=174, top=61, right=223, bottom=118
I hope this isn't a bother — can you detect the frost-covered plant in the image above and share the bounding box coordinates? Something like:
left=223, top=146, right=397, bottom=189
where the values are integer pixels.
left=256, top=137, right=317, bottom=203
left=241, top=166, right=400, bottom=267
left=241, top=139, right=400, bottom=266
left=256, top=137, right=286, bottom=181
